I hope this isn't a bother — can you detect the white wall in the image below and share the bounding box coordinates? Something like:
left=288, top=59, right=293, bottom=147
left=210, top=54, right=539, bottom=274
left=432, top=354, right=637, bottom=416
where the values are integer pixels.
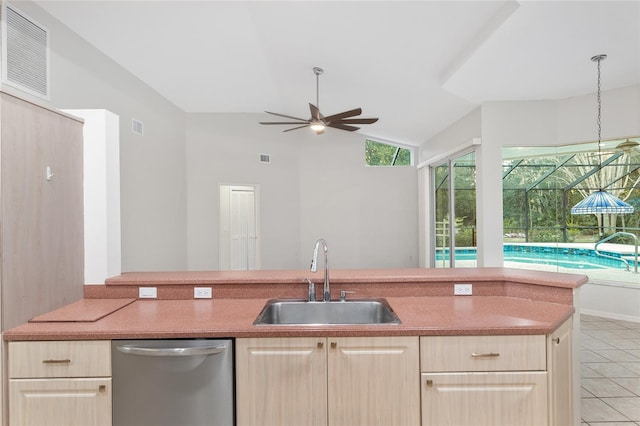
left=65, top=109, right=122, bottom=284
left=419, top=108, right=481, bottom=162
left=186, top=114, right=418, bottom=270
left=18, top=1, right=188, bottom=272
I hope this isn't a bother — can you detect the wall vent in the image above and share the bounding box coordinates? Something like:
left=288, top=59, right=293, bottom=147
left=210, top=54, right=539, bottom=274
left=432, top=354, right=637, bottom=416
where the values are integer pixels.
left=259, top=154, right=270, bottom=164
left=132, top=118, right=144, bottom=136
left=2, top=3, right=49, bottom=99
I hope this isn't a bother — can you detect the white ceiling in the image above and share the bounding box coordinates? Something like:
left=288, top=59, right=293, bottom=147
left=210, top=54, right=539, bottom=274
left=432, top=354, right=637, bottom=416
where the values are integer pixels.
left=34, top=0, right=640, bottom=146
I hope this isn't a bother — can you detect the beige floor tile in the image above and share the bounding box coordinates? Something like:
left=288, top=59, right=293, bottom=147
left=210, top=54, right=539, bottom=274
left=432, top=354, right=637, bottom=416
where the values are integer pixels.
left=581, top=398, right=630, bottom=422
left=593, top=349, right=640, bottom=363
left=608, top=339, right=640, bottom=351
left=620, top=363, right=640, bottom=375
left=582, top=378, right=636, bottom=397
left=603, top=397, right=640, bottom=421
left=583, top=349, right=613, bottom=362
left=585, top=363, right=640, bottom=378
left=611, top=378, right=640, bottom=396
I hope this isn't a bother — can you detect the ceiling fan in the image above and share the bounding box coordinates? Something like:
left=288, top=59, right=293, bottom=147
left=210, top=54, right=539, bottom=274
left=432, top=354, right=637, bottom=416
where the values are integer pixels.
left=259, top=67, right=378, bottom=135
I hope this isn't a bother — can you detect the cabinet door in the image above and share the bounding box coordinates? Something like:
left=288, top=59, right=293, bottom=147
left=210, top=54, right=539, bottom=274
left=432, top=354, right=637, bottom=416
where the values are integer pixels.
left=235, top=337, right=327, bottom=426
left=421, top=372, right=547, bottom=426
left=1, top=93, right=84, bottom=330
left=9, top=378, right=111, bottom=426
left=327, top=336, right=420, bottom=426
left=548, top=318, right=573, bottom=426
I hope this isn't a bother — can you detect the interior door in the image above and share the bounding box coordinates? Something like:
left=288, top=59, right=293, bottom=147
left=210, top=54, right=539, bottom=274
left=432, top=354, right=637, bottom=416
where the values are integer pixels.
left=219, top=185, right=260, bottom=270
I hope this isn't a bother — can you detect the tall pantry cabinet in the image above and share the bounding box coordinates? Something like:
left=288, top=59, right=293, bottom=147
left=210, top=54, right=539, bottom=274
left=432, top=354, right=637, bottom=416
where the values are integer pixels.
left=0, top=90, right=85, bottom=421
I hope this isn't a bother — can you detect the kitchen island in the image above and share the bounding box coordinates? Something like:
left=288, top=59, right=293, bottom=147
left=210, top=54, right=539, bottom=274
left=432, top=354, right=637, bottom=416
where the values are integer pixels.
left=3, top=267, right=587, bottom=426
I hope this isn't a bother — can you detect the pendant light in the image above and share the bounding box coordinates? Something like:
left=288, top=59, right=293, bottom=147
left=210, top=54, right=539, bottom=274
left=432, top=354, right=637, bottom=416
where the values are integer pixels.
left=570, top=54, right=634, bottom=215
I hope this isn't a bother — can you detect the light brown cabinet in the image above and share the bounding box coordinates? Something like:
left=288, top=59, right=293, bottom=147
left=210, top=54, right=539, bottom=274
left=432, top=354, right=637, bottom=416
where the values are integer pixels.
left=420, top=331, right=571, bottom=426
left=548, top=317, right=574, bottom=426
left=8, top=341, right=112, bottom=426
left=0, top=91, right=85, bottom=423
left=236, top=336, right=420, bottom=426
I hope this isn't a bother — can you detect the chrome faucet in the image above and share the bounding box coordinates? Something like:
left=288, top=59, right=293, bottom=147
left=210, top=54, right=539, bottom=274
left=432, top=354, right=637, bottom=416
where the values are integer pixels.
left=310, top=238, right=330, bottom=301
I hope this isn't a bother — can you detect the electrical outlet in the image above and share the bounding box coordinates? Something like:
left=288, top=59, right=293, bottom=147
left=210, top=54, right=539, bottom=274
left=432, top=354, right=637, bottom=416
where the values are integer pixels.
left=194, top=287, right=212, bottom=299
left=139, top=287, right=157, bottom=298
left=454, top=284, right=473, bottom=296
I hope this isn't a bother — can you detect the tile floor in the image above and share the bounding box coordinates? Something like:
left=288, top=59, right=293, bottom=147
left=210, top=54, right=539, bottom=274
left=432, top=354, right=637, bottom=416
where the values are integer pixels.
left=581, top=314, right=640, bottom=425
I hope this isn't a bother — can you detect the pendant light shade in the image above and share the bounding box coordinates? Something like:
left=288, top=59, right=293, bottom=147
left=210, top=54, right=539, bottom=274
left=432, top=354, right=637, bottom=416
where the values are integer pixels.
left=570, top=54, right=634, bottom=215
left=570, top=190, right=634, bottom=214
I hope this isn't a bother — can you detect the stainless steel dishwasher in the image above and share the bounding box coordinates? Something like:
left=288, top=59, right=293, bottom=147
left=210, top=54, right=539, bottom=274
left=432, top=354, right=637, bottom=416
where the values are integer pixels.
left=112, top=339, right=234, bottom=426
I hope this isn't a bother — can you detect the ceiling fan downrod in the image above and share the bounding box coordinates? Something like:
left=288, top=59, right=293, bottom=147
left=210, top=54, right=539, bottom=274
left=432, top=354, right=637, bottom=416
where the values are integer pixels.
left=313, top=67, right=323, bottom=111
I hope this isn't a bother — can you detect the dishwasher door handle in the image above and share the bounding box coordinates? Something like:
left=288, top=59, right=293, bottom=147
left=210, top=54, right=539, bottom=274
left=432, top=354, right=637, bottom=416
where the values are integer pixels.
left=116, top=344, right=227, bottom=357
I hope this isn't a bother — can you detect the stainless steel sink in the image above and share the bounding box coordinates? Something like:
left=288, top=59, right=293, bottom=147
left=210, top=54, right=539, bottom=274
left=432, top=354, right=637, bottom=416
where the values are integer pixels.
left=253, top=298, right=401, bottom=325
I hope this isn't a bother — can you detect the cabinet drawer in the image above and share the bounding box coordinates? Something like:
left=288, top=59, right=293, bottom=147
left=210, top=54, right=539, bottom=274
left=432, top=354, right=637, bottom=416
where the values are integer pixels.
left=9, top=341, right=111, bottom=378
left=421, top=372, right=548, bottom=426
left=420, top=335, right=546, bottom=372
left=9, top=378, right=112, bottom=426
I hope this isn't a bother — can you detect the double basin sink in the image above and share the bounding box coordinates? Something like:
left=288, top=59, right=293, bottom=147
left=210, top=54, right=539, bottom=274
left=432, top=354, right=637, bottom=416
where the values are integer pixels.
left=254, top=298, right=401, bottom=326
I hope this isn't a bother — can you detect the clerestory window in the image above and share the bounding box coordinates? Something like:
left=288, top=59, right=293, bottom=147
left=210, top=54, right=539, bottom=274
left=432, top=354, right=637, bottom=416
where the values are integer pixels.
left=365, top=139, right=412, bottom=166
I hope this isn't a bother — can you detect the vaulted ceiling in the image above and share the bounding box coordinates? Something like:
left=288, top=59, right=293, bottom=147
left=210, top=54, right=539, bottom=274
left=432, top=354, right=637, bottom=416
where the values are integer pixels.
left=35, top=1, right=640, bottom=146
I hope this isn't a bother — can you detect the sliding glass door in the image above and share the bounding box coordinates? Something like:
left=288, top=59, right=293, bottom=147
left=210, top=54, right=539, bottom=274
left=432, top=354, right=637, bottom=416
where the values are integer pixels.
left=432, top=152, right=477, bottom=267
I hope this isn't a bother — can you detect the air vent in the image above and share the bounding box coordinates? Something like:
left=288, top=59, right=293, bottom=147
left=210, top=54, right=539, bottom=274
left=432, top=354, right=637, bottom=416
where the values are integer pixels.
left=132, top=119, right=144, bottom=136
left=259, top=154, right=270, bottom=164
left=2, top=3, right=49, bottom=99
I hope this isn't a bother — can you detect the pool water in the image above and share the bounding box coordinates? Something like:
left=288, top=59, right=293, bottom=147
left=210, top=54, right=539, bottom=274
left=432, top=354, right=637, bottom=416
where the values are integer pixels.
left=436, top=245, right=630, bottom=270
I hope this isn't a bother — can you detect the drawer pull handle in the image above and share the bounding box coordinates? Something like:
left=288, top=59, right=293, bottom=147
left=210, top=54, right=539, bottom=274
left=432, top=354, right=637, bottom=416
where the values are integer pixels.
left=471, top=352, right=500, bottom=358
left=42, top=359, right=71, bottom=364
left=426, top=379, right=433, bottom=387
left=99, top=385, right=106, bottom=393
left=553, top=337, right=560, bottom=344
left=317, top=342, right=324, bottom=349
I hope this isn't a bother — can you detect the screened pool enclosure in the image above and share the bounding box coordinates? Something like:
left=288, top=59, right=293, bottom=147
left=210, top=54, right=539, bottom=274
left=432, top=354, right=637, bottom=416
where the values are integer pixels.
left=433, top=137, right=640, bottom=281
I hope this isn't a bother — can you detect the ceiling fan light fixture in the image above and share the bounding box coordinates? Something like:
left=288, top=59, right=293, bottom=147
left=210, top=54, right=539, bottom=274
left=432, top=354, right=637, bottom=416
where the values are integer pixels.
left=310, top=121, right=325, bottom=132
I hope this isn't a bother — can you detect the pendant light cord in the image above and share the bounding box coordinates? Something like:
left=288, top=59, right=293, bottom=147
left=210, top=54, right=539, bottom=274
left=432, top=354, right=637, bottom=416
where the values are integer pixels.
left=594, top=54, right=606, bottom=191
left=596, top=56, right=602, bottom=146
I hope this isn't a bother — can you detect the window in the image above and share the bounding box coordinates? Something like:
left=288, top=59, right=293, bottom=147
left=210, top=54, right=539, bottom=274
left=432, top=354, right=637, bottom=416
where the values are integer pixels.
left=501, top=138, right=640, bottom=284
left=365, top=139, right=412, bottom=166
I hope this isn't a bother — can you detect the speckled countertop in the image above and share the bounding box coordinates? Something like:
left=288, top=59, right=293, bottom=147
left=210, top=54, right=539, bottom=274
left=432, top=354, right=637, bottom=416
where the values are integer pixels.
left=3, top=268, right=588, bottom=341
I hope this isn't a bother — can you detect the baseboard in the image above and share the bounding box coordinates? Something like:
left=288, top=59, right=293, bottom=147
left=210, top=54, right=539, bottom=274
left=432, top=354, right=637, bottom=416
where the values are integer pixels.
left=581, top=308, right=640, bottom=323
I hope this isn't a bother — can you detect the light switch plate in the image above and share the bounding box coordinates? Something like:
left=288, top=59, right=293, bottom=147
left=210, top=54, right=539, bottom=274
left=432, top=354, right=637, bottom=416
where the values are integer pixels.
left=194, top=287, right=212, bottom=299
left=454, top=284, right=473, bottom=296
left=139, top=287, right=157, bottom=298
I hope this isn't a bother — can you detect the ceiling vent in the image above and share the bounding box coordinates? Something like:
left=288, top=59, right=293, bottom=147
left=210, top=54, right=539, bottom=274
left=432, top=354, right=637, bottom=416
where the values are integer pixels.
left=2, top=3, right=50, bottom=99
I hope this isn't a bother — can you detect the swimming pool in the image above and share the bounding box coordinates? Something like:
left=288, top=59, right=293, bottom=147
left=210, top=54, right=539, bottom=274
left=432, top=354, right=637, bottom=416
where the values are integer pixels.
left=436, top=244, right=630, bottom=270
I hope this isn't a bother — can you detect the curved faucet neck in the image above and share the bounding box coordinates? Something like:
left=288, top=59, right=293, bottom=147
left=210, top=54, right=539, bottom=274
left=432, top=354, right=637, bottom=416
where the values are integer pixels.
left=310, top=239, right=330, bottom=301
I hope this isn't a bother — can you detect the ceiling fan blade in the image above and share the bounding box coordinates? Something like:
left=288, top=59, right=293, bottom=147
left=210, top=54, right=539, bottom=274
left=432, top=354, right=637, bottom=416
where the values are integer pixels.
left=309, top=103, right=323, bottom=121
left=324, top=108, right=362, bottom=122
left=283, top=124, right=310, bottom=132
left=260, top=121, right=312, bottom=125
left=336, top=118, right=379, bottom=125
left=328, top=122, right=360, bottom=132
left=264, top=111, right=309, bottom=122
